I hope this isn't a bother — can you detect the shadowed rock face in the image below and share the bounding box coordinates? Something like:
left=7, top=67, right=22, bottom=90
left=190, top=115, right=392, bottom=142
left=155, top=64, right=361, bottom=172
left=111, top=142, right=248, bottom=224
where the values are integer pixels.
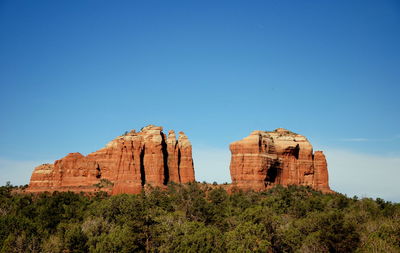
left=229, top=128, right=331, bottom=192
left=27, top=125, right=195, bottom=195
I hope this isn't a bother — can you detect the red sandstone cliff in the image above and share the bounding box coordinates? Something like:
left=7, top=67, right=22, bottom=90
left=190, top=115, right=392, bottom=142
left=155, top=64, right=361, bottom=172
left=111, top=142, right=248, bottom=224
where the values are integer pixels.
left=230, top=128, right=331, bottom=192
left=27, top=125, right=195, bottom=194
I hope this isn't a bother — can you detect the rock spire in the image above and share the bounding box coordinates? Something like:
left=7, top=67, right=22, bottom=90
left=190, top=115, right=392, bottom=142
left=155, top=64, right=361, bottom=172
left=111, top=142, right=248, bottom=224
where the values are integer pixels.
left=27, top=125, right=195, bottom=194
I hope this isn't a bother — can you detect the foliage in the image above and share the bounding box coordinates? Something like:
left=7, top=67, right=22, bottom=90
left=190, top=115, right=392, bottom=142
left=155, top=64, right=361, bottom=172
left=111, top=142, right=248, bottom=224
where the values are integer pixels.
left=0, top=183, right=399, bottom=252
left=93, top=179, right=114, bottom=189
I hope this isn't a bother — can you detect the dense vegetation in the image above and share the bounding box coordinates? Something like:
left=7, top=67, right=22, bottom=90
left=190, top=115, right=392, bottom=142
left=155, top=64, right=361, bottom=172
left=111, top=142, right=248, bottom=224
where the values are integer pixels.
left=0, top=183, right=399, bottom=253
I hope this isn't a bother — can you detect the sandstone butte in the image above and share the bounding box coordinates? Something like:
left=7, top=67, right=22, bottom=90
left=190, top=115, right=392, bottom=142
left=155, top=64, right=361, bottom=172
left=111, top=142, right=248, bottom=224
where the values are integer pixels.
left=27, top=125, right=195, bottom=195
left=229, top=128, right=331, bottom=193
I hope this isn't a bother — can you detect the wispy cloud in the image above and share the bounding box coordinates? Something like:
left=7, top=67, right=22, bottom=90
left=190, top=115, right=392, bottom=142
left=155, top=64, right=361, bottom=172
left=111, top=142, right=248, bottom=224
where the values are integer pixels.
left=0, top=158, right=49, bottom=186
left=339, top=135, right=400, bottom=143
left=339, top=138, right=369, bottom=142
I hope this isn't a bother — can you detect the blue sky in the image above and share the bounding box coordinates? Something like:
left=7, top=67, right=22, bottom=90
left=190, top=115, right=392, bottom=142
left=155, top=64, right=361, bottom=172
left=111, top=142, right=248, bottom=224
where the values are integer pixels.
left=1, top=1, right=399, bottom=201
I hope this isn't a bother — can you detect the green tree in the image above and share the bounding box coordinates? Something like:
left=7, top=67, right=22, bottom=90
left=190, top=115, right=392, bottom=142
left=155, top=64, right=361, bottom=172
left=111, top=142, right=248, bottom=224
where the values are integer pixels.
left=225, top=222, right=272, bottom=252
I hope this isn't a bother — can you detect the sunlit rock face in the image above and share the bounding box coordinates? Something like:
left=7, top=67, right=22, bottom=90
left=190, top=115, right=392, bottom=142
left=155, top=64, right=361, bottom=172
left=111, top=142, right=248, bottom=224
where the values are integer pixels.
left=229, top=128, right=331, bottom=192
left=27, top=125, right=195, bottom=195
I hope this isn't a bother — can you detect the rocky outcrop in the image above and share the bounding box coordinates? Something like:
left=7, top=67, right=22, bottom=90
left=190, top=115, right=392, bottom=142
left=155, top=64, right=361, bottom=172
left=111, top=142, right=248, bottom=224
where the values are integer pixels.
left=313, top=151, right=330, bottom=192
left=27, top=125, right=195, bottom=194
left=230, top=128, right=331, bottom=192
left=29, top=163, right=56, bottom=189
left=177, top=132, right=195, bottom=183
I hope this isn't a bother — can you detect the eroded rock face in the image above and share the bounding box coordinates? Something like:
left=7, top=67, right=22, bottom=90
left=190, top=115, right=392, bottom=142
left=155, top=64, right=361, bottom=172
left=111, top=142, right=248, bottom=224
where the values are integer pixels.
left=177, top=132, right=195, bottom=183
left=27, top=125, right=195, bottom=194
left=29, top=163, right=55, bottom=190
left=230, top=128, right=331, bottom=192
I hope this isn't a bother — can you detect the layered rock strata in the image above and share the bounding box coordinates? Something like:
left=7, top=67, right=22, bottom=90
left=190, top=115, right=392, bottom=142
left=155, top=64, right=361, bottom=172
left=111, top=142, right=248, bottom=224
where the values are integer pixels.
left=27, top=125, right=195, bottom=194
left=230, top=128, right=331, bottom=192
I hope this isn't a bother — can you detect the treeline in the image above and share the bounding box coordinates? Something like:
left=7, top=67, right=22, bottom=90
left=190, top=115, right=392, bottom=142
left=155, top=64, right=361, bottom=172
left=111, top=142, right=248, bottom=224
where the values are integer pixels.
left=0, top=183, right=399, bottom=252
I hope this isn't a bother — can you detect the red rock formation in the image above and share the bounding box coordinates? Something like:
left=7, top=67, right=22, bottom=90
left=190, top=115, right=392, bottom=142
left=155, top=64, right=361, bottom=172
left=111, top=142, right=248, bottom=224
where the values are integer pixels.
left=27, top=125, right=195, bottom=194
left=313, top=151, right=330, bottom=192
left=28, top=163, right=55, bottom=190
left=230, top=128, right=331, bottom=192
left=177, top=132, right=195, bottom=183
left=28, top=153, right=101, bottom=193
left=167, top=130, right=180, bottom=183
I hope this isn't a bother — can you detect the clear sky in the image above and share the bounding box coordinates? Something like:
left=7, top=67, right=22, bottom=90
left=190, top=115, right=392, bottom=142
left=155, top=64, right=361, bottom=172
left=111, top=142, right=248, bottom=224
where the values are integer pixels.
left=1, top=1, right=399, bottom=201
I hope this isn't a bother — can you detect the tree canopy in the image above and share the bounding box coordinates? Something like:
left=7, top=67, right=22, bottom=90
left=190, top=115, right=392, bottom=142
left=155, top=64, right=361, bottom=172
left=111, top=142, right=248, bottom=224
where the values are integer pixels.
left=0, top=183, right=399, bottom=252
